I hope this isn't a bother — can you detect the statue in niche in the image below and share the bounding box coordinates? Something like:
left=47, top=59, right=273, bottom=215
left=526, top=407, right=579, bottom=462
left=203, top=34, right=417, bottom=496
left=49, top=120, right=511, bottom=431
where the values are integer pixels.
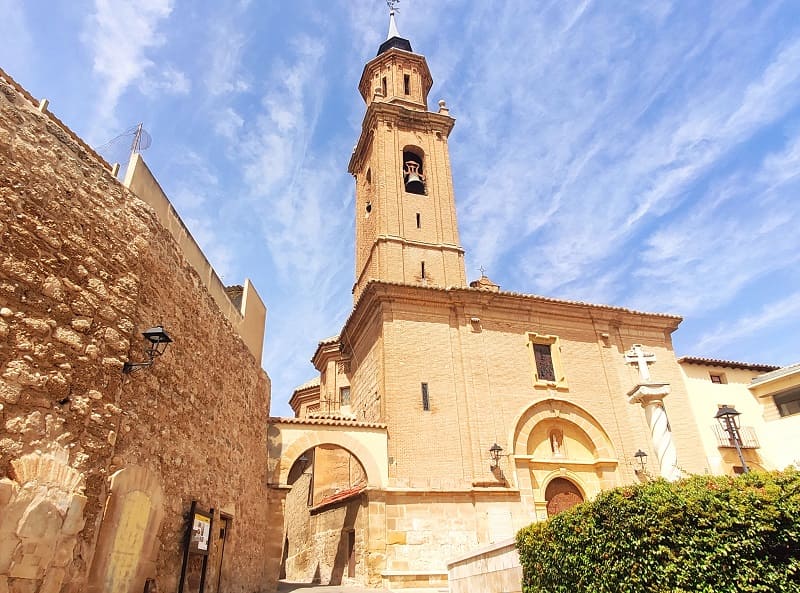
left=550, top=429, right=565, bottom=458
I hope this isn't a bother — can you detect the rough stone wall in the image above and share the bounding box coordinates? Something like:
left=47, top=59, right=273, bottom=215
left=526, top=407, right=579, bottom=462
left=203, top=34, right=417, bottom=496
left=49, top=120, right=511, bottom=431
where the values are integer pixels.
left=283, top=470, right=366, bottom=586
left=312, top=445, right=365, bottom=505
left=0, top=74, right=272, bottom=592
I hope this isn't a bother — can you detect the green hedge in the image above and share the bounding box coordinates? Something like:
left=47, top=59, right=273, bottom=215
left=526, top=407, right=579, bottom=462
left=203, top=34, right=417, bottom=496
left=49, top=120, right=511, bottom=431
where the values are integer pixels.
left=516, top=470, right=800, bottom=593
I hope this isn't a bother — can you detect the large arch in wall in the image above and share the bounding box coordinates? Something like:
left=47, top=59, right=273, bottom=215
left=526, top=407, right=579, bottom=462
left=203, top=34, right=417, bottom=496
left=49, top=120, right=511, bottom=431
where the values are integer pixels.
left=510, top=398, right=617, bottom=459
left=267, top=418, right=389, bottom=489
left=509, top=398, right=619, bottom=514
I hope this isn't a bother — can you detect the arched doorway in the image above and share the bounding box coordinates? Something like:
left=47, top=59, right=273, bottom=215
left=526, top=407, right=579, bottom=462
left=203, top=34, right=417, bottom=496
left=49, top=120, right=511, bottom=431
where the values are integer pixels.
left=545, top=478, right=583, bottom=517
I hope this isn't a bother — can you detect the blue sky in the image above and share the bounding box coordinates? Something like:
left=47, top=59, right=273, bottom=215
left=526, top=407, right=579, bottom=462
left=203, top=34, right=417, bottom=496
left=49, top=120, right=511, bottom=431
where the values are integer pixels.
left=3, top=1, right=800, bottom=417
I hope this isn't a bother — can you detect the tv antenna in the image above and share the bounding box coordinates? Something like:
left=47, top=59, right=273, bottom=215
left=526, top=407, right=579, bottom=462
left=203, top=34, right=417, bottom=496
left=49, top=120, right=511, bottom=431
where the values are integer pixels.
left=97, top=122, right=152, bottom=161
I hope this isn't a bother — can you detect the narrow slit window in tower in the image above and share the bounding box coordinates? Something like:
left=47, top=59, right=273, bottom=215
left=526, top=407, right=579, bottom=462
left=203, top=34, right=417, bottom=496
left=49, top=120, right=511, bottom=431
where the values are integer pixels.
left=421, top=261, right=426, bottom=279
left=404, top=74, right=410, bottom=95
left=421, top=383, right=430, bottom=411
left=381, top=76, right=387, bottom=96
left=416, top=213, right=421, bottom=228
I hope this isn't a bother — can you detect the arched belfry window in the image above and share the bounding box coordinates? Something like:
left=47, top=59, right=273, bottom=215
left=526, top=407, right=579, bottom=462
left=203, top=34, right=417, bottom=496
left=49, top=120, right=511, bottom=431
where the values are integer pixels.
left=402, top=148, right=426, bottom=195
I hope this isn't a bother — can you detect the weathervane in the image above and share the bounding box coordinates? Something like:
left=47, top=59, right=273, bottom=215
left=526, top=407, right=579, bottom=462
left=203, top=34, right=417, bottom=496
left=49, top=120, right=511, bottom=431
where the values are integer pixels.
left=387, top=0, right=400, bottom=14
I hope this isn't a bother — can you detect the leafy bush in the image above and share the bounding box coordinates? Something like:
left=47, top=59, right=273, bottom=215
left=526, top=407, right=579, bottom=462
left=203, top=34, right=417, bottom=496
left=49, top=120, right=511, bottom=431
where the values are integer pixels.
left=516, top=469, right=800, bottom=593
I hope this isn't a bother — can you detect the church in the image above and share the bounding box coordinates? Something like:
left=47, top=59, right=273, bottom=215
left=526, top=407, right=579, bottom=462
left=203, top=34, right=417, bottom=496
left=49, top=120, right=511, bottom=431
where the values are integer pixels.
left=2, top=5, right=799, bottom=593
left=273, top=11, right=711, bottom=591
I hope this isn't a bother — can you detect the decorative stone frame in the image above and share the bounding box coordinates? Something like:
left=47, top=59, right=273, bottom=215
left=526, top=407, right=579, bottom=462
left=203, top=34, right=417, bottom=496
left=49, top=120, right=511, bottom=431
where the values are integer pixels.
left=527, top=332, right=568, bottom=390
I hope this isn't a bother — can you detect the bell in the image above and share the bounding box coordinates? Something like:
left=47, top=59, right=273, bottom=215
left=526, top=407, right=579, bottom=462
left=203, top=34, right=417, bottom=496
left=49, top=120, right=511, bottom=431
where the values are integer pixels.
left=404, top=172, right=424, bottom=193
left=404, top=161, right=425, bottom=194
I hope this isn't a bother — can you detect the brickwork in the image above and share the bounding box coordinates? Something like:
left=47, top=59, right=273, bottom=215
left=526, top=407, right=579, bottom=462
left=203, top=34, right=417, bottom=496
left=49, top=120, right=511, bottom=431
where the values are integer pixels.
left=283, top=30, right=713, bottom=590
left=0, top=72, right=272, bottom=592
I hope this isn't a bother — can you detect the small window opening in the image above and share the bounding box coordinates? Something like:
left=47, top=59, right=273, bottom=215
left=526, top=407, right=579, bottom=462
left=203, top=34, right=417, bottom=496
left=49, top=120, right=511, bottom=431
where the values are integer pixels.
left=366, top=168, right=371, bottom=184
left=416, top=213, right=421, bottom=228
left=340, top=386, right=351, bottom=406
left=402, top=150, right=425, bottom=194
left=365, top=201, right=372, bottom=214
left=403, top=74, right=410, bottom=95
left=710, top=373, right=726, bottom=384
left=421, top=383, right=430, bottom=411
left=533, top=343, right=556, bottom=382
left=421, top=261, right=426, bottom=279
left=381, top=76, right=387, bottom=96
left=774, top=387, right=800, bottom=417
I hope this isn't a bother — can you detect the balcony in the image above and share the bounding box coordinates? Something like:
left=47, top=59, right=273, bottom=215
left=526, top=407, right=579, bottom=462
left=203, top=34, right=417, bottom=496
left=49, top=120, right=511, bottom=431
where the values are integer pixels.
left=711, top=424, right=760, bottom=449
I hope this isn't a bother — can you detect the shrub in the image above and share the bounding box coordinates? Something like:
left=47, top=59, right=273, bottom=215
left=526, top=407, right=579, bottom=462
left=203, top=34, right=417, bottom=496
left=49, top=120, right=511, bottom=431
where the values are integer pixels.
left=516, top=469, right=800, bottom=593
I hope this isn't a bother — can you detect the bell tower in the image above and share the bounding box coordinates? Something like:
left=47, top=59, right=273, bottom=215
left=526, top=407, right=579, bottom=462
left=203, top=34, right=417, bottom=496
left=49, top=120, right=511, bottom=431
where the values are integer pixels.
left=348, top=7, right=466, bottom=301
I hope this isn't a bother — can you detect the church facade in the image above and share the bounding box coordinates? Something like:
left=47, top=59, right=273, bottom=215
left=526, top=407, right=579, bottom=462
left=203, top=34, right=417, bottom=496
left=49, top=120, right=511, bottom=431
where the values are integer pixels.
left=277, top=16, right=710, bottom=590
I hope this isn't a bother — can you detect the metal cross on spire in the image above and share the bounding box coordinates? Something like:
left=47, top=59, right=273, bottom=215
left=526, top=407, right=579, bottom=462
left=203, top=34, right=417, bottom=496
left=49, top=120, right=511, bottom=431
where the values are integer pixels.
left=386, top=0, right=401, bottom=39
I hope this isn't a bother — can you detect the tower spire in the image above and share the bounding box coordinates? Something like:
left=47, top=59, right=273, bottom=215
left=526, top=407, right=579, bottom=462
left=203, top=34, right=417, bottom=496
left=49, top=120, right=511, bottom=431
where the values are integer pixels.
left=378, top=0, right=412, bottom=55
left=387, top=1, right=401, bottom=39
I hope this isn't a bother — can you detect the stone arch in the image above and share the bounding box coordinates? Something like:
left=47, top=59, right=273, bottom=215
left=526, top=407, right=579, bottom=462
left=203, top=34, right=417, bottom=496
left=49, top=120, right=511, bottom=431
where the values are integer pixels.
left=511, top=398, right=616, bottom=460
left=274, top=429, right=387, bottom=489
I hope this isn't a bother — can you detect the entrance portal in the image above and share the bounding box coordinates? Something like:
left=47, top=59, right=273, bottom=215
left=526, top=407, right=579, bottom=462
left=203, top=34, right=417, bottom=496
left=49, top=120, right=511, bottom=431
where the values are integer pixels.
left=545, top=478, right=583, bottom=517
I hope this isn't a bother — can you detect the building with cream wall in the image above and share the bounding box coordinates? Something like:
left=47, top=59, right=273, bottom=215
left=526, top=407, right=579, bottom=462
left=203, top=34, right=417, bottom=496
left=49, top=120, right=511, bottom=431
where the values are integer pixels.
left=273, top=15, right=711, bottom=590
left=679, top=357, right=800, bottom=474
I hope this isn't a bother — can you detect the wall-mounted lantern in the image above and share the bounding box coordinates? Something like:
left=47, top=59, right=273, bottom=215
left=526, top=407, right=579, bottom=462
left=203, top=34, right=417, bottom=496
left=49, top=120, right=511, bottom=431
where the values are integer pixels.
left=489, top=443, right=503, bottom=469
left=714, top=405, right=749, bottom=473
left=122, top=326, right=173, bottom=374
left=633, top=449, right=648, bottom=473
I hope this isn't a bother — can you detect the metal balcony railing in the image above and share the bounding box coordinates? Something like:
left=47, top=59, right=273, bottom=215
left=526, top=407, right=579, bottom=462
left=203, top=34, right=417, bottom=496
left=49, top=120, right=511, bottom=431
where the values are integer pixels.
left=711, top=424, right=760, bottom=449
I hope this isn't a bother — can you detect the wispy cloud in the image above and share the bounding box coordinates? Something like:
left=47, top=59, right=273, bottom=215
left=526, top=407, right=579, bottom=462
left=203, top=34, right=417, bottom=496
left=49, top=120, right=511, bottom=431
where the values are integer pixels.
left=83, top=0, right=174, bottom=136
left=0, top=0, right=34, bottom=76
left=139, top=64, right=191, bottom=96
left=203, top=22, right=250, bottom=96
left=693, top=291, right=800, bottom=356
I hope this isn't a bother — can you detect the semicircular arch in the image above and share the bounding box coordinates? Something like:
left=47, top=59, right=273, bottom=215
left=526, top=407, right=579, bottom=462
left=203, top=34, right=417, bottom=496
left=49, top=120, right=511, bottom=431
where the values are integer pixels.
left=278, top=429, right=386, bottom=489
left=511, top=398, right=616, bottom=460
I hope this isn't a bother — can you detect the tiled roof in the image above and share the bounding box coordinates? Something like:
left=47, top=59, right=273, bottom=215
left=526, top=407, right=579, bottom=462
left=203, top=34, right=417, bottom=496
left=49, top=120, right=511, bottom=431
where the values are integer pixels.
left=356, top=280, right=683, bottom=320
left=292, top=376, right=320, bottom=393
left=677, top=356, right=780, bottom=373
left=267, top=416, right=386, bottom=429
left=750, top=361, right=800, bottom=385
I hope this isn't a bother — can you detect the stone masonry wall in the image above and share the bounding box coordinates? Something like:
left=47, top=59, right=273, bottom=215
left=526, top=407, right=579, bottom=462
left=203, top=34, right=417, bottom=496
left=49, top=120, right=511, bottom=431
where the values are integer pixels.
left=283, top=470, right=366, bottom=586
left=0, top=73, right=272, bottom=592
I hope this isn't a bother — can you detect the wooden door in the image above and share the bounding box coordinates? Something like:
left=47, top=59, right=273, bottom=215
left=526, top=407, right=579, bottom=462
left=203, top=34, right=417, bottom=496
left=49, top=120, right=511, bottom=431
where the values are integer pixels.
left=545, top=478, right=584, bottom=517
left=213, top=516, right=231, bottom=592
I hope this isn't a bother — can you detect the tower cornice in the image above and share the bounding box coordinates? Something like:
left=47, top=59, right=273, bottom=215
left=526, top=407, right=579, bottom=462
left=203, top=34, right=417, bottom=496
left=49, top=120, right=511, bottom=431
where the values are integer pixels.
left=348, top=102, right=455, bottom=175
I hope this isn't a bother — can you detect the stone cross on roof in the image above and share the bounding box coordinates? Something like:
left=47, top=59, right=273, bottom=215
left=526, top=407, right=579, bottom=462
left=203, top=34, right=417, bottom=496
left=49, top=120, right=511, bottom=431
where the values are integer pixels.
left=625, top=344, right=656, bottom=382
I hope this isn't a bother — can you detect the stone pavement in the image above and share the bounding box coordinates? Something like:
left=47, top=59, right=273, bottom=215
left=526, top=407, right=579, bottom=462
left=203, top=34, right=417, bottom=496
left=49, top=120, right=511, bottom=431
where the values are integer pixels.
left=276, top=582, right=447, bottom=593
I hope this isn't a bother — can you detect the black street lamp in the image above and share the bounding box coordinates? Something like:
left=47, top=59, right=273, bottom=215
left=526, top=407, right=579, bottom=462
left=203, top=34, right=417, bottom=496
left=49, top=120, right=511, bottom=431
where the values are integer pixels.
left=714, top=405, right=749, bottom=474
left=633, top=449, right=648, bottom=473
left=123, top=326, right=173, bottom=374
left=489, top=443, right=503, bottom=469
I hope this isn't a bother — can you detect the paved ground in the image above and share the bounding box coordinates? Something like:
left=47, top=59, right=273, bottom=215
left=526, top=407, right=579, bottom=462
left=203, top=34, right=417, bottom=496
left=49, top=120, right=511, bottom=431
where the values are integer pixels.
left=276, top=583, right=388, bottom=592
left=276, top=582, right=446, bottom=593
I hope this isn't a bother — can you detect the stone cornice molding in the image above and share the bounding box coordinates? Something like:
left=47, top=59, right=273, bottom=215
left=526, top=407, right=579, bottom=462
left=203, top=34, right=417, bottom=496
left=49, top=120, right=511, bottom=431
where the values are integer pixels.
left=627, top=383, right=671, bottom=405
left=352, top=235, right=465, bottom=294
left=349, top=102, right=455, bottom=174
